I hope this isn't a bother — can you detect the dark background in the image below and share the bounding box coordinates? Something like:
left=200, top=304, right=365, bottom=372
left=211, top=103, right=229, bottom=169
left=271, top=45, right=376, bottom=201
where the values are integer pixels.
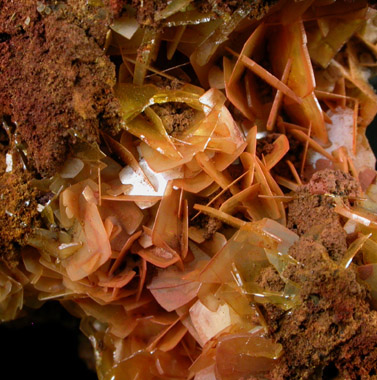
left=367, top=76, right=377, bottom=159
left=0, top=302, right=97, bottom=380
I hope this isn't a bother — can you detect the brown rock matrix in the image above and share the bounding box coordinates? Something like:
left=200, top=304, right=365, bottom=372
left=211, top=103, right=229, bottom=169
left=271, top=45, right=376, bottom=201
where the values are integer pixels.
left=257, top=170, right=377, bottom=379
left=0, top=147, right=41, bottom=267
left=151, top=103, right=195, bottom=137
left=287, top=169, right=360, bottom=261
left=268, top=238, right=377, bottom=380
left=0, top=0, right=120, bottom=177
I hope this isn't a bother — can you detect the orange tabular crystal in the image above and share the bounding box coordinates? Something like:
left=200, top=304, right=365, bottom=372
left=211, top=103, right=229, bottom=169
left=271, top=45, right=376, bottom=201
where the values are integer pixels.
left=4, top=2, right=377, bottom=380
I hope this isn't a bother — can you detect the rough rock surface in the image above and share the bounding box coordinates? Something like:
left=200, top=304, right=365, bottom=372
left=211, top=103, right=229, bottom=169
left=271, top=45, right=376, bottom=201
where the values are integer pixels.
left=0, top=0, right=120, bottom=176
left=257, top=170, right=377, bottom=379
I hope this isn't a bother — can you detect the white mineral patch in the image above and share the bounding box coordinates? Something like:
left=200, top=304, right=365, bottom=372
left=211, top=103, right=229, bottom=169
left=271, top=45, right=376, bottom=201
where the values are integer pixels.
left=5, top=153, right=12, bottom=173
left=119, top=157, right=183, bottom=197
left=309, top=106, right=376, bottom=171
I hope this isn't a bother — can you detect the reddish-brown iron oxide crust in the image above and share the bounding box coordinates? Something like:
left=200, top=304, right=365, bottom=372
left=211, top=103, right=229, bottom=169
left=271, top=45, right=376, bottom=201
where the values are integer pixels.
left=0, top=148, right=41, bottom=266
left=0, top=0, right=122, bottom=263
left=0, top=0, right=120, bottom=177
left=257, top=170, right=377, bottom=380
